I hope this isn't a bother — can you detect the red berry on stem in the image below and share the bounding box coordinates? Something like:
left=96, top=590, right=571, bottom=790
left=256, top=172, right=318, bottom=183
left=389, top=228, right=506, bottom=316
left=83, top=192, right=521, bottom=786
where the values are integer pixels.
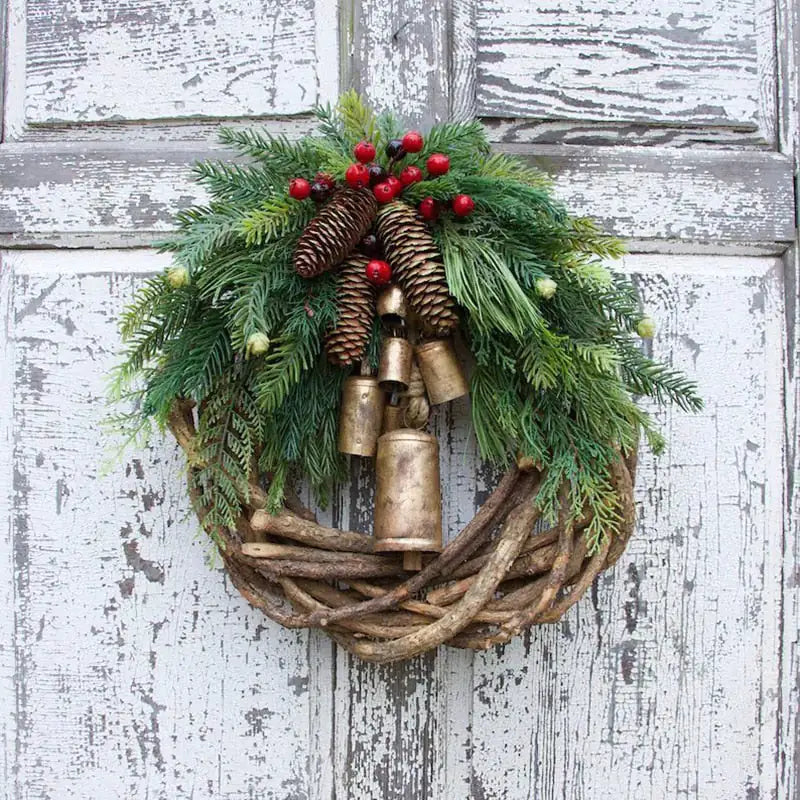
left=401, top=131, right=424, bottom=153
left=288, top=178, right=311, bottom=200
left=418, top=196, right=440, bottom=221
left=354, top=141, right=376, bottom=163
left=386, top=175, right=403, bottom=196
left=345, top=163, right=370, bottom=189
left=399, top=165, right=423, bottom=186
left=365, top=259, right=392, bottom=286
left=426, top=153, right=450, bottom=176
left=452, top=194, right=475, bottom=217
left=373, top=182, right=395, bottom=204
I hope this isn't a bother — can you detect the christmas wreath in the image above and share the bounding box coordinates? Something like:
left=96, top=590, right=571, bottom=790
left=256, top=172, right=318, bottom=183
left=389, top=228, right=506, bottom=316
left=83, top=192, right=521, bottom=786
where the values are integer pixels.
left=110, top=92, right=701, bottom=663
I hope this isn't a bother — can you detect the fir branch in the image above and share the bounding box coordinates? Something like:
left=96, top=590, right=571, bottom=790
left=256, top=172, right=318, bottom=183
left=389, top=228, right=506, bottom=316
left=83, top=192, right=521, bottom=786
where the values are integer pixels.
left=240, top=195, right=313, bottom=246
left=336, top=90, right=380, bottom=147
left=619, top=343, right=703, bottom=412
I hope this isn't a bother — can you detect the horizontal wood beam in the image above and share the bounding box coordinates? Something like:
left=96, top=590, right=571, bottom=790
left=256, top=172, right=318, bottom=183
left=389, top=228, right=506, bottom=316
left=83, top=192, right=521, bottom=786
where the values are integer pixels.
left=0, top=143, right=794, bottom=251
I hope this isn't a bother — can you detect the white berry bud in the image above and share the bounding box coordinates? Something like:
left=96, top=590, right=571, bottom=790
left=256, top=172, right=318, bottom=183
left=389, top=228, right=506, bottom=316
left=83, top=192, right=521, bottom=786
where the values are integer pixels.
left=246, top=332, right=271, bottom=357
left=637, top=316, right=656, bottom=339
left=535, top=277, right=557, bottom=299
left=166, top=266, right=190, bottom=288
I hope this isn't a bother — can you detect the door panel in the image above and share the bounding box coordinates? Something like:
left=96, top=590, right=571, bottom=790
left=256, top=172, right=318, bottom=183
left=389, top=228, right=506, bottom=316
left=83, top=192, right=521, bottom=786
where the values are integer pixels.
left=1, top=0, right=797, bottom=797
left=25, top=0, right=337, bottom=123
left=475, top=0, right=762, bottom=127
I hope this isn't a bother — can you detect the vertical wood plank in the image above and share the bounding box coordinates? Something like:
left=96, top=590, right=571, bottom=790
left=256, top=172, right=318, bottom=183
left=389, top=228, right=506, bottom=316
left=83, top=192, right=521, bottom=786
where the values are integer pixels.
left=448, top=0, right=477, bottom=121
left=429, top=397, right=481, bottom=800
left=7, top=257, right=315, bottom=800
left=0, top=0, right=7, bottom=139
left=777, top=0, right=800, bottom=795
left=0, top=255, right=16, bottom=800
left=347, top=0, right=450, bottom=126
left=779, top=244, right=800, bottom=800
left=334, top=23, right=482, bottom=795
left=2, top=0, right=25, bottom=140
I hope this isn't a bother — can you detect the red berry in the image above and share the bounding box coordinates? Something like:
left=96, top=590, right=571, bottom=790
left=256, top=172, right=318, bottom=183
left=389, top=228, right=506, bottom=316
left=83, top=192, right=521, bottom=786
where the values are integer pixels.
left=386, top=175, right=403, bottom=196
left=365, top=259, right=392, bottom=286
left=373, top=182, right=395, bottom=204
left=426, top=153, right=450, bottom=176
left=315, top=172, right=335, bottom=190
left=288, top=178, right=311, bottom=200
left=345, top=163, right=370, bottom=189
left=354, top=141, right=376, bottom=163
left=402, top=131, right=424, bottom=153
left=418, top=196, right=440, bottom=221
left=452, top=194, right=475, bottom=217
left=399, top=165, right=423, bottom=186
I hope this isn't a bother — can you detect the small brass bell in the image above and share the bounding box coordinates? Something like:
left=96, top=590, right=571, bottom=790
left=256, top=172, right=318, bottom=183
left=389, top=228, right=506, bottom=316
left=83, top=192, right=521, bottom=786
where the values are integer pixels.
left=337, top=376, right=384, bottom=456
left=376, top=285, right=407, bottom=325
left=376, top=285, right=413, bottom=392
left=377, top=337, right=413, bottom=392
left=374, top=429, right=443, bottom=564
left=414, top=338, right=469, bottom=405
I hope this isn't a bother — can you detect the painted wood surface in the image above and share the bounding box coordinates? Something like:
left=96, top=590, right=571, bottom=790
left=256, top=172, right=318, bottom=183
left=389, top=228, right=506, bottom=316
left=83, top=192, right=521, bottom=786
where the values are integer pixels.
left=474, top=0, right=763, bottom=127
left=0, top=250, right=790, bottom=799
left=2, top=0, right=798, bottom=795
left=777, top=0, right=800, bottom=793
left=24, top=0, right=339, bottom=124
left=0, top=144, right=793, bottom=250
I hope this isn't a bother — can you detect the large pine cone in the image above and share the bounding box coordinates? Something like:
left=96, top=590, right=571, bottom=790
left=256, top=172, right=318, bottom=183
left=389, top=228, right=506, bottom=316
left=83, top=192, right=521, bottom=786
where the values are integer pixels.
left=294, top=188, right=378, bottom=278
left=375, top=202, right=459, bottom=336
left=325, top=255, right=376, bottom=366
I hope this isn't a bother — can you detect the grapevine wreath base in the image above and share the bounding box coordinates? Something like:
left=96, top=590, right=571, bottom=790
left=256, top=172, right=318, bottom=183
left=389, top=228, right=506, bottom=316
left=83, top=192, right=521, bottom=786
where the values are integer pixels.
left=114, top=94, right=700, bottom=666
left=168, top=399, right=637, bottom=664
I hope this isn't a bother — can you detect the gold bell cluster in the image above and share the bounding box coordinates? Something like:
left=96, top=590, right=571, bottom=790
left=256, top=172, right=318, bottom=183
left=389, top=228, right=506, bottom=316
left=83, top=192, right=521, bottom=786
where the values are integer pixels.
left=337, top=286, right=469, bottom=571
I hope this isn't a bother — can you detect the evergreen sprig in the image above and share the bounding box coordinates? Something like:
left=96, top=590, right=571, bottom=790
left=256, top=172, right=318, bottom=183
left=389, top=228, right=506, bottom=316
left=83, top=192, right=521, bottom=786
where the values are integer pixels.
left=111, top=92, right=701, bottom=553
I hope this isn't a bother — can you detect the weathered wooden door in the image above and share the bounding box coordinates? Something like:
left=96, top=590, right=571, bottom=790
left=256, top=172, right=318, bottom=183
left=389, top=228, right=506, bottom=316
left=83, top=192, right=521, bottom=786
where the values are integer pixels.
left=1, top=0, right=798, bottom=797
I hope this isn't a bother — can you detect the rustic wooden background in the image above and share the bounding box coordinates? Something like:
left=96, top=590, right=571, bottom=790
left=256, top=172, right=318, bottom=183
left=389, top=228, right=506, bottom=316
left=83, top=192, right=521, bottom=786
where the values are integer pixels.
left=1, top=1, right=798, bottom=798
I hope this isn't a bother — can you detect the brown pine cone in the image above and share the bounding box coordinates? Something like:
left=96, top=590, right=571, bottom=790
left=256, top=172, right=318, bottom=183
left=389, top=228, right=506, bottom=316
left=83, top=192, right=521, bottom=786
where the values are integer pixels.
left=294, top=188, right=378, bottom=278
left=375, top=201, right=459, bottom=336
left=325, top=255, right=376, bottom=366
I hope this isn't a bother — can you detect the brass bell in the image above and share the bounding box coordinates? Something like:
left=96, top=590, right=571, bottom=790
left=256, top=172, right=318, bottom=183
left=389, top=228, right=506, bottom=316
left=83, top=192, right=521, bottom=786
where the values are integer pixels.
left=376, top=285, right=407, bottom=325
left=374, top=429, right=442, bottom=559
left=337, top=376, right=384, bottom=456
left=377, top=336, right=413, bottom=392
left=414, top=338, right=469, bottom=405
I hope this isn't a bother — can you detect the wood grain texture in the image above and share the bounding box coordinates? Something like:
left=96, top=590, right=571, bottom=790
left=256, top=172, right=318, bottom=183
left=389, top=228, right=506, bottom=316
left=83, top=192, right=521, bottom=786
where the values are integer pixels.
left=24, top=0, right=336, bottom=124
left=0, top=143, right=793, bottom=249
left=2, top=251, right=793, bottom=799
left=347, top=0, right=450, bottom=127
left=475, top=0, right=764, bottom=130
left=777, top=0, right=800, bottom=795
left=5, top=256, right=319, bottom=799
left=0, top=256, right=16, bottom=800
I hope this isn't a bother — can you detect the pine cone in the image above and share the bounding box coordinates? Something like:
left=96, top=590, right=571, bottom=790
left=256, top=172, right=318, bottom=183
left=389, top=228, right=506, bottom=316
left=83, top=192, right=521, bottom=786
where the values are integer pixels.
left=294, top=188, right=378, bottom=278
left=325, top=255, right=376, bottom=366
left=375, top=201, right=459, bottom=336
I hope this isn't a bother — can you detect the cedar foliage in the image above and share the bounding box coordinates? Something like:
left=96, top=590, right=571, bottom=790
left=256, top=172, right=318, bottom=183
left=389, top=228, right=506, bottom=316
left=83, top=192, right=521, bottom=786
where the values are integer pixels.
left=110, top=92, right=701, bottom=546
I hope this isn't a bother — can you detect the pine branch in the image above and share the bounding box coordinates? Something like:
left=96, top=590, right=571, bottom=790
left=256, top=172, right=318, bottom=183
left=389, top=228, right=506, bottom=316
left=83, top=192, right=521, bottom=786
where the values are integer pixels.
left=240, top=195, right=312, bottom=246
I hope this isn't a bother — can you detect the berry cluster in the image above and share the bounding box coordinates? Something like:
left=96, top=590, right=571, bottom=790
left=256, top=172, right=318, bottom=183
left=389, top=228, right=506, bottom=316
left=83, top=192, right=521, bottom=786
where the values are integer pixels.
left=288, top=130, right=476, bottom=221
left=288, top=172, right=337, bottom=202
